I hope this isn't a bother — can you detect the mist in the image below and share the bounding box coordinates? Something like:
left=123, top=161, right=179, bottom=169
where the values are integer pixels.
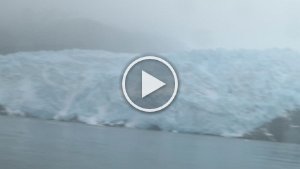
left=1, top=0, right=300, bottom=54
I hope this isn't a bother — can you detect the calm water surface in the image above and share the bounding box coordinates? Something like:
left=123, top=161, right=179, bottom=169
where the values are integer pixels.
left=0, top=116, right=300, bottom=169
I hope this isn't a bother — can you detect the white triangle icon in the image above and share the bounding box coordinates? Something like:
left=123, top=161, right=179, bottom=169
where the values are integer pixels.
left=142, top=70, right=166, bottom=98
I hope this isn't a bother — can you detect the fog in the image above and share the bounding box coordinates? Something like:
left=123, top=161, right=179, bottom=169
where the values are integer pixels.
left=1, top=0, right=300, bottom=54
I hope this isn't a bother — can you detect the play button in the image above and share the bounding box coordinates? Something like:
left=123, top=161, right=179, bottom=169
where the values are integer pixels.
left=122, top=56, right=178, bottom=112
left=142, top=71, right=165, bottom=98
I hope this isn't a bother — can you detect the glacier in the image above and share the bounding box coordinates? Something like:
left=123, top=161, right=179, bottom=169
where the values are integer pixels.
left=0, top=49, right=300, bottom=137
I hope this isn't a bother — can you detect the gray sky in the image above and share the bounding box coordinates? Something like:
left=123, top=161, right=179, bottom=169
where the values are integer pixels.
left=1, top=0, right=300, bottom=52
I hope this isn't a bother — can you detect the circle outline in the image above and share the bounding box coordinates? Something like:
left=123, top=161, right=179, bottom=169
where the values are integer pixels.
left=122, top=56, right=178, bottom=112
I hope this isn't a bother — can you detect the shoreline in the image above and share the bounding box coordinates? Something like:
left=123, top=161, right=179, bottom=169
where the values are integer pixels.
left=1, top=114, right=299, bottom=145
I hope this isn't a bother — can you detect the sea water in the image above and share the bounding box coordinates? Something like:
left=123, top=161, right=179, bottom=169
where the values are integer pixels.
left=0, top=116, right=299, bottom=169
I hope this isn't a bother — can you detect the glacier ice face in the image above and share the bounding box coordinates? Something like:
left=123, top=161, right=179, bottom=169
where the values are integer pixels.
left=0, top=49, right=300, bottom=137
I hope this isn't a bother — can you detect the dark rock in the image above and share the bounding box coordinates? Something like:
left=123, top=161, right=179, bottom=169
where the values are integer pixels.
left=0, top=104, right=7, bottom=115
left=243, top=110, right=300, bottom=144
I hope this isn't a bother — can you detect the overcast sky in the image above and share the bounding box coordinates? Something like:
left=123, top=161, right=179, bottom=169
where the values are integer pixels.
left=1, top=0, right=300, bottom=51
